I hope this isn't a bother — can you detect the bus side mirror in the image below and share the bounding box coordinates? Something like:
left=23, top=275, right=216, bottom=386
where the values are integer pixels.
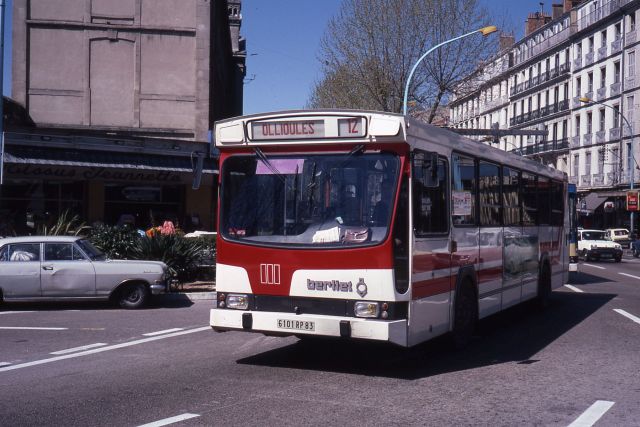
left=413, top=151, right=438, bottom=188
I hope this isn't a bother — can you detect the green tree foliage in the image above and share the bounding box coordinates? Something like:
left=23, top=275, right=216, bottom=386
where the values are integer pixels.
left=309, top=0, right=503, bottom=122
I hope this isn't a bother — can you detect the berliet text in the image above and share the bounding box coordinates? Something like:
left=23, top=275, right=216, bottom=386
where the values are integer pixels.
left=307, top=279, right=353, bottom=293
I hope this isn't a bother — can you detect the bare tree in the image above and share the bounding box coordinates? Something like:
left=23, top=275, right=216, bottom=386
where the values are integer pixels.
left=309, top=0, right=503, bottom=122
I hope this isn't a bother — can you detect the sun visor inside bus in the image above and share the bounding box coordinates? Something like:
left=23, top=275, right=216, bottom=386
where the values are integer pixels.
left=216, top=123, right=245, bottom=144
left=369, top=117, right=401, bottom=137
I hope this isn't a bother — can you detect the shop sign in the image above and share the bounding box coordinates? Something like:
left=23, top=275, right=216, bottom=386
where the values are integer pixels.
left=4, top=164, right=183, bottom=183
left=627, top=191, right=639, bottom=212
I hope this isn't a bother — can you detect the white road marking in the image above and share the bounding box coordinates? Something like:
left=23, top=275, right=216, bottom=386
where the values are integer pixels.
left=613, top=309, right=640, bottom=325
left=0, top=362, right=11, bottom=367
left=0, top=311, right=35, bottom=315
left=138, top=413, right=200, bottom=427
left=582, top=263, right=606, bottom=270
left=564, top=284, right=584, bottom=293
left=50, top=343, right=108, bottom=355
left=142, top=328, right=184, bottom=337
left=618, top=272, right=640, bottom=280
left=0, top=326, right=209, bottom=373
left=137, top=413, right=200, bottom=427
left=0, top=326, right=68, bottom=331
left=568, top=400, right=615, bottom=427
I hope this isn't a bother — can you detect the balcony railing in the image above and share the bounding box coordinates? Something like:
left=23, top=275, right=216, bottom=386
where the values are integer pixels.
left=581, top=175, right=592, bottom=186
left=611, top=38, right=622, bottom=54
left=509, top=100, right=570, bottom=127
left=574, top=56, right=582, bottom=70
left=592, top=174, right=605, bottom=186
left=597, top=87, right=607, bottom=100
left=584, top=133, right=593, bottom=145
left=596, top=130, right=606, bottom=143
left=570, top=135, right=581, bottom=148
left=610, top=127, right=621, bottom=140
left=607, top=172, right=620, bottom=186
left=522, top=138, right=570, bottom=156
left=626, top=30, right=637, bottom=46
left=611, top=82, right=621, bottom=96
left=577, top=0, right=622, bottom=32
left=512, top=26, right=573, bottom=68
left=598, top=46, right=608, bottom=60
left=585, top=51, right=595, bottom=66
left=511, top=63, right=571, bottom=97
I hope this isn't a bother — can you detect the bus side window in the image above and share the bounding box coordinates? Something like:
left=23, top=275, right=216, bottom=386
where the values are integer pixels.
left=521, top=172, right=538, bottom=226
left=412, top=152, right=449, bottom=235
left=452, top=154, right=477, bottom=226
left=503, top=167, right=521, bottom=226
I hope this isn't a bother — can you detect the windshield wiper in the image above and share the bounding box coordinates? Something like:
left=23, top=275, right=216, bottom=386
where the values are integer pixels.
left=253, top=147, right=286, bottom=183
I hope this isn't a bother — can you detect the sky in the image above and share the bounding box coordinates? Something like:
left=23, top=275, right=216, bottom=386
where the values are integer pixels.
left=0, top=0, right=557, bottom=112
left=241, top=0, right=556, bottom=114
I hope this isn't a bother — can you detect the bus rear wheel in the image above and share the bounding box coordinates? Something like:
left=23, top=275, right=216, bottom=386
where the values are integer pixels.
left=451, top=280, right=477, bottom=349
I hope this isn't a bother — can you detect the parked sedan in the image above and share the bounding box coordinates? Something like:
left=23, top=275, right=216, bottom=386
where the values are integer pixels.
left=0, top=236, right=168, bottom=308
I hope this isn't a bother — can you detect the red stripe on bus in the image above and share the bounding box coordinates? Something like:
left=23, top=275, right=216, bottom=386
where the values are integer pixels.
left=412, top=276, right=452, bottom=299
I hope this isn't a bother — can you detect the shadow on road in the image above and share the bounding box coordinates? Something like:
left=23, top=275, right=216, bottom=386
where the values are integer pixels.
left=0, top=297, right=193, bottom=311
left=569, top=270, right=613, bottom=285
left=237, top=291, right=614, bottom=380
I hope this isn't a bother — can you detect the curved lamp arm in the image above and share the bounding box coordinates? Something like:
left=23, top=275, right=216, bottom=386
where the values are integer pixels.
left=402, top=26, right=497, bottom=116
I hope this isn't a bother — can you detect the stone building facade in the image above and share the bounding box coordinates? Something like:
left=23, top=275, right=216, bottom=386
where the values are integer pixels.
left=450, top=0, right=640, bottom=230
left=2, top=0, right=245, bottom=235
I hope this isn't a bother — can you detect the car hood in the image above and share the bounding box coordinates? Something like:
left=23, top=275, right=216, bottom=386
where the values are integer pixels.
left=583, top=239, right=620, bottom=248
left=102, top=259, right=167, bottom=271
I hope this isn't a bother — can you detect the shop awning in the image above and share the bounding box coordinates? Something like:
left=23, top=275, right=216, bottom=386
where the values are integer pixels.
left=3, top=145, right=218, bottom=174
left=579, top=192, right=606, bottom=214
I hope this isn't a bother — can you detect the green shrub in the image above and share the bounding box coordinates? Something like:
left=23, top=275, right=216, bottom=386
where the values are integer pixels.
left=39, top=210, right=90, bottom=236
left=132, top=234, right=206, bottom=283
left=89, top=224, right=142, bottom=259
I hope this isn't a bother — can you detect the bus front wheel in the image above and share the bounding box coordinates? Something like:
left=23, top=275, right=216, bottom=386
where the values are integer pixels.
left=451, top=280, right=477, bottom=349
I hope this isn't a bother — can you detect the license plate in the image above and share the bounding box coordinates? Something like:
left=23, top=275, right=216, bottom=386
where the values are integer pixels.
left=277, top=319, right=315, bottom=331
left=600, top=254, right=611, bottom=258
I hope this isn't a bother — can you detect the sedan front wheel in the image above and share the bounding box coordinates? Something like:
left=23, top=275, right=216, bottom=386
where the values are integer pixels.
left=119, top=283, right=149, bottom=309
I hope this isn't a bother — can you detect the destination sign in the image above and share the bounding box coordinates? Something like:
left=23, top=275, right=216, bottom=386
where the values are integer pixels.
left=251, top=120, right=325, bottom=140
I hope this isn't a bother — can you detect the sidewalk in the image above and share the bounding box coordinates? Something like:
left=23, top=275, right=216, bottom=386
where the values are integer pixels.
left=158, top=281, right=216, bottom=302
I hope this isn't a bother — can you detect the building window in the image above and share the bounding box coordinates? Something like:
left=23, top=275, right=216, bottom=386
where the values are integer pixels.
left=575, top=115, right=581, bottom=137
left=573, top=154, right=580, bottom=178
left=585, top=151, right=592, bottom=175
left=614, top=61, right=621, bottom=83
left=598, top=149, right=605, bottom=174
left=601, top=30, right=607, bottom=48
left=616, top=22, right=622, bottom=39
left=576, top=76, right=582, bottom=94
left=630, top=14, right=636, bottom=32
left=628, top=51, right=636, bottom=77
left=588, top=72, right=594, bottom=92
left=599, top=108, right=606, bottom=131
left=587, top=112, right=593, bottom=134
left=600, top=66, right=607, bottom=88
left=588, top=36, right=594, bottom=53
left=613, top=104, right=620, bottom=128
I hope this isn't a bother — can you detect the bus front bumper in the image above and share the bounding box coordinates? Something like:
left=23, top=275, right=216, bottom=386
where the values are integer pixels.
left=210, top=309, right=408, bottom=347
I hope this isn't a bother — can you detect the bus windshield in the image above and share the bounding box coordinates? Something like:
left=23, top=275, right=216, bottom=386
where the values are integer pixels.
left=220, top=152, right=400, bottom=247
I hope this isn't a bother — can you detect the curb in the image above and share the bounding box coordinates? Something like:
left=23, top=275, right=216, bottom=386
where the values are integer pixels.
left=158, top=291, right=216, bottom=302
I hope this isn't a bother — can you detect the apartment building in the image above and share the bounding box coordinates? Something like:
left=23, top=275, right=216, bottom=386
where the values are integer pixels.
left=2, top=0, right=245, bottom=236
left=450, top=0, right=640, bottom=229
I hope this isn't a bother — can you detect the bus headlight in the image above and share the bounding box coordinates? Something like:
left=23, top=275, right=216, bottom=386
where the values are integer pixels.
left=226, top=294, right=249, bottom=310
left=354, top=301, right=380, bottom=318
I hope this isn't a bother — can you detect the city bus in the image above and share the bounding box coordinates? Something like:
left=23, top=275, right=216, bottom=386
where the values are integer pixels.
left=210, top=110, right=569, bottom=348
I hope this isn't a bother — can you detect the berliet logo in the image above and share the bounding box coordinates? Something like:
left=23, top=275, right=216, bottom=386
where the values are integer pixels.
left=306, top=277, right=367, bottom=297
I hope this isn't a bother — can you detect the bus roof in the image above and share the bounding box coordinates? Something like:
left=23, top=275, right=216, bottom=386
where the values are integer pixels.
left=214, top=109, right=565, bottom=181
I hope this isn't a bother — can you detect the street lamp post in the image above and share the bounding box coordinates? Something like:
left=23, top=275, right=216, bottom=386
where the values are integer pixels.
left=402, top=25, right=498, bottom=116
left=580, top=96, right=636, bottom=235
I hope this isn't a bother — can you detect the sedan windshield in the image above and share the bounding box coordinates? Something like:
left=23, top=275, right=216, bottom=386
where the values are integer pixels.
left=582, top=231, right=606, bottom=240
left=220, top=152, right=400, bottom=247
left=76, top=239, right=107, bottom=260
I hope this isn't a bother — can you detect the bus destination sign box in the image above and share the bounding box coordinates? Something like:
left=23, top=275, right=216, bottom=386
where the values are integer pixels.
left=250, top=117, right=365, bottom=141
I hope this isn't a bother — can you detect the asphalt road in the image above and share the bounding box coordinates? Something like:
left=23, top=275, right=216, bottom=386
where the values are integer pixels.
left=0, top=257, right=639, bottom=427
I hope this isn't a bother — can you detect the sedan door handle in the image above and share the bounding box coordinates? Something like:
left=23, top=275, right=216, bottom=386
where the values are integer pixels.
left=42, top=265, right=54, bottom=271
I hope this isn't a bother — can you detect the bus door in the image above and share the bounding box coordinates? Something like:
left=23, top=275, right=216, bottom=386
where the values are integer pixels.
left=477, top=161, right=503, bottom=317
left=502, top=167, right=523, bottom=308
left=450, top=155, right=480, bottom=316
left=409, top=152, right=451, bottom=344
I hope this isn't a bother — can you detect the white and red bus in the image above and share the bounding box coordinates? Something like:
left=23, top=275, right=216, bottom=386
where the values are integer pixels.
left=210, top=110, right=568, bottom=347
